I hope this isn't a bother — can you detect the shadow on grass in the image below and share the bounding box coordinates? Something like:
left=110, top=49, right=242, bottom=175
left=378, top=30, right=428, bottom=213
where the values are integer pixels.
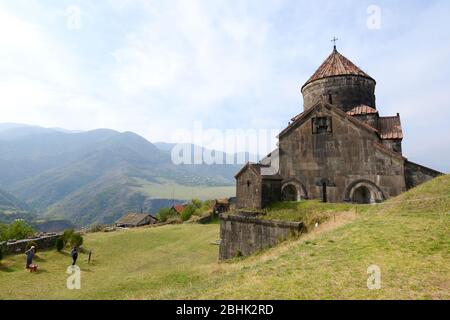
left=34, top=255, right=47, bottom=262
left=58, top=251, right=71, bottom=257
left=0, top=264, right=15, bottom=273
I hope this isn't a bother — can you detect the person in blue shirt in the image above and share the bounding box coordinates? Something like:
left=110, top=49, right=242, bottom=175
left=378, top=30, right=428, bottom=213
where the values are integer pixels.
left=71, top=246, right=78, bottom=266
left=25, top=246, right=35, bottom=269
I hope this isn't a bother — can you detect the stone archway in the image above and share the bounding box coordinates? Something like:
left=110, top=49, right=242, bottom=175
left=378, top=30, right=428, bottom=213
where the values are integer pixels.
left=345, top=180, right=385, bottom=204
left=281, top=179, right=308, bottom=202
left=352, top=186, right=371, bottom=204
left=282, top=184, right=298, bottom=201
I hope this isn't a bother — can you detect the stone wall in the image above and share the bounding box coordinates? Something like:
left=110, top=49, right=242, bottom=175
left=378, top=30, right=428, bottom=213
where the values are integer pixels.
left=405, top=161, right=443, bottom=190
left=278, top=103, right=406, bottom=203
left=302, top=75, right=376, bottom=112
left=261, top=179, right=282, bottom=207
left=219, top=214, right=304, bottom=260
left=236, top=165, right=263, bottom=209
left=382, top=139, right=403, bottom=155
left=2, top=234, right=60, bottom=255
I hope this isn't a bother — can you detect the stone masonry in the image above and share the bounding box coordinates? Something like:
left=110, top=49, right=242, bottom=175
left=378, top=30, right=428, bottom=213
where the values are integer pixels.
left=219, top=213, right=304, bottom=260
left=235, top=46, right=443, bottom=210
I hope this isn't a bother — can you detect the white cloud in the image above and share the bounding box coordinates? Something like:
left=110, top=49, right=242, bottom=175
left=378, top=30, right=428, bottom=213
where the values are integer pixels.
left=0, top=0, right=448, bottom=171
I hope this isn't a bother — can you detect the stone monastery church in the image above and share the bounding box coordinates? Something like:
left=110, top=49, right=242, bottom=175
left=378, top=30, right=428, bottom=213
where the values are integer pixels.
left=236, top=46, right=442, bottom=209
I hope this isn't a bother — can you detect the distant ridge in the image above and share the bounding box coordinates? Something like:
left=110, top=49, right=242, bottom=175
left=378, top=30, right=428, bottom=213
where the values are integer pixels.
left=0, top=124, right=236, bottom=227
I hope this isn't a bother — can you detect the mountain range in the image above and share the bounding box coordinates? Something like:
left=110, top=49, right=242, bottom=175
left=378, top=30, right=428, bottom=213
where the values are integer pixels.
left=0, top=124, right=242, bottom=228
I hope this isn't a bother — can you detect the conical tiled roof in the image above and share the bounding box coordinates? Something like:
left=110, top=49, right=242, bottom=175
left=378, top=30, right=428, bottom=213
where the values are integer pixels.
left=302, top=47, right=374, bottom=90
left=347, top=105, right=378, bottom=116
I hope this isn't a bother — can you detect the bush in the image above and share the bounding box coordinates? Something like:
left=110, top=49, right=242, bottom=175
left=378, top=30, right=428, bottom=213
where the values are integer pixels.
left=88, top=224, right=105, bottom=233
left=156, top=207, right=176, bottom=223
left=60, top=229, right=83, bottom=248
left=0, top=247, right=3, bottom=262
left=69, top=233, right=83, bottom=248
left=61, top=229, right=75, bottom=246
left=0, top=220, right=35, bottom=242
left=191, top=199, right=202, bottom=209
left=0, top=223, right=7, bottom=242
left=25, top=241, right=38, bottom=253
left=55, top=237, right=64, bottom=252
left=181, top=205, right=196, bottom=222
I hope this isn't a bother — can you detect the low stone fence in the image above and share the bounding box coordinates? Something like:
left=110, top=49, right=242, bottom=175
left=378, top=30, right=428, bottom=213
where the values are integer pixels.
left=1, top=234, right=61, bottom=255
left=219, top=214, right=304, bottom=260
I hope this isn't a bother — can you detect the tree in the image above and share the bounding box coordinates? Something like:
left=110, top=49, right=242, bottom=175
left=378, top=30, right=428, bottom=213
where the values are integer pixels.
left=61, top=229, right=83, bottom=249
left=191, top=199, right=202, bottom=209
left=61, top=229, right=75, bottom=246
left=55, top=237, right=64, bottom=252
left=181, top=205, right=196, bottom=222
left=156, top=207, right=173, bottom=222
left=0, top=223, right=7, bottom=242
left=3, top=220, right=34, bottom=241
left=70, top=233, right=83, bottom=248
left=0, top=247, right=3, bottom=262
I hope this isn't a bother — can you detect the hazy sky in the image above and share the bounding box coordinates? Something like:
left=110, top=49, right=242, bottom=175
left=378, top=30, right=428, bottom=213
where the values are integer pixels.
left=0, top=0, right=449, bottom=172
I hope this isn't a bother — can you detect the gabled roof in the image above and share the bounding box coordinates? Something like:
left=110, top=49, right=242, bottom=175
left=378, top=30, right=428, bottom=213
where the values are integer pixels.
left=172, top=205, right=186, bottom=214
left=291, top=112, right=305, bottom=122
left=214, top=199, right=230, bottom=205
left=379, top=115, right=403, bottom=140
left=259, top=148, right=279, bottom=166
left=116, top=213, right=153, bottom=226
left=278, top=101, right=379, bottom=139
left=347, top=105, right=378, bottom=116
left=235, top=162, right=261, bottom=179
left=302, top=48, right=374, bottom=90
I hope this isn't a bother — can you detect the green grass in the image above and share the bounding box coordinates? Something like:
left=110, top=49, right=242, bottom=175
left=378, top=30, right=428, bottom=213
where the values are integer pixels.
left=1, top=176, right=449, bottom=300
left=132, top=178, right=235, bottom=200
left=0, top=224, right=220, bottom=299
left=263, top=200, right=363, bottom=230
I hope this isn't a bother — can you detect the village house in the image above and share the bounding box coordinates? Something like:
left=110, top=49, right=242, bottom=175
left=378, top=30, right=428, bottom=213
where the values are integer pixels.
left=170, top=204, right=186, bottom=215
left=213, top=199, right=231, bottom=214
left=115, top=213, right=158, bottom=228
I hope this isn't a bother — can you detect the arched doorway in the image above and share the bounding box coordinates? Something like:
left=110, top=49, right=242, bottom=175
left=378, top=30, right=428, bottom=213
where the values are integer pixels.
left=282, top=184, right=298, bottom=201
left=345, top=180, right=385, bottom=204
left=352, top=186, right=371, bottom=204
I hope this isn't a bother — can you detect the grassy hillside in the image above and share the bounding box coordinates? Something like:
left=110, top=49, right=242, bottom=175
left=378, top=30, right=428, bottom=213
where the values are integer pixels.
left=0, top=188, right=35, bottom=224
left=133, top=179, right=235, bottom=200
left=0, top=176, right=448, bottom=299
left=0, top=125, right=237, bottom=226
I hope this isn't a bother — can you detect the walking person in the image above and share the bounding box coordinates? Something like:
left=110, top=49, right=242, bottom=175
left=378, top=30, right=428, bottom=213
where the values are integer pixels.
left=25, top=246, right=35, bottom=269
left=71, top=246, right=78, bottom=266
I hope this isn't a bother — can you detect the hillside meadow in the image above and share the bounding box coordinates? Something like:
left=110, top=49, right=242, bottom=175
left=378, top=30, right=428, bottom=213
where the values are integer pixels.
left=0, top=176, right=449, bottom=300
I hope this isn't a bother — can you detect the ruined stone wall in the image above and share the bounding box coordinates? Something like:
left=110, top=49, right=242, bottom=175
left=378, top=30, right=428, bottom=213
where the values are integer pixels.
left=3, top=234, right=60, bottom=255
left=236, top=168, right=262, bottom=209
left=405, top=161, right=443, bottom=190
left=279, top=104, right=406, bottom=203
left=219, top=214, right=304, bottom=260
left=302, top=76, right=376, bottom=112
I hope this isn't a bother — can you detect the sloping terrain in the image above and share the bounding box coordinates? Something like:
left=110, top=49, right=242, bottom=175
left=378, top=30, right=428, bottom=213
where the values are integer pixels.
left=0, top=125, right=237, bottom=226
left=0, top=188, right=35, bottom=224
left=0, top=176, right=448, bottom=299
